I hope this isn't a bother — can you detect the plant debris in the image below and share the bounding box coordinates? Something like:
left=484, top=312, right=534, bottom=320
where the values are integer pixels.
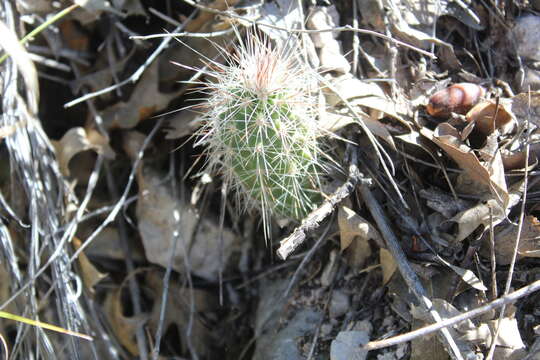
left=0, top=1, right=539, bottom=359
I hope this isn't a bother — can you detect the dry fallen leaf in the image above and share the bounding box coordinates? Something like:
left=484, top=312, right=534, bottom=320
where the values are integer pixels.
left=424, top=124, right=509, bottom=206
left=449, top=192, right=521, bottom=243
left=501, top=145, right=539, bottom=171
left=338, top=206, right=383, bottom=268
left=379, top=248, right=397, bottom=286
left=101, top=61, right=184, bottom=129
left=145, top=271, right=217, bottom=358
left=104, top=283, right=149, bottom=356
left=306, top=5, right=350, bottom=74
left=445, top=263, right=487, bottom=291
left=481, top=215, right=540, bottom=265
left=52, top=127, right=115, bottom=176
left=324, top=74, right=409, bottom=125
left=410, top=298, right=477, bottom=358
left=465, top=101, right=515, bottom=136
left=123, top=132, right=237, bottom=280
left=73, top=237, right=108, bottom=294
left=462, top=306, right=526, bottom=357
left=321, top=111, right=395, bottom=148
left=510, top=90, right=540, bottom=126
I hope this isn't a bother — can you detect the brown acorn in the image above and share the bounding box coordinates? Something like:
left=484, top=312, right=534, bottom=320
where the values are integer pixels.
left=427, top=83, right=485, bottom=117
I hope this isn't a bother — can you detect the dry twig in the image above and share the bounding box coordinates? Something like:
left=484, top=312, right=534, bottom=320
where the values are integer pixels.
left=363, top=279, right=540, bottom=351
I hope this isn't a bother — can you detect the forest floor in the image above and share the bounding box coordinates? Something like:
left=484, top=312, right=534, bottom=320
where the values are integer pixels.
left=0, top=0, right=539, bottom=359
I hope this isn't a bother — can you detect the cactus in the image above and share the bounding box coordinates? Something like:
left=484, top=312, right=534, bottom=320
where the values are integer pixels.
left=195, top=29, right=326, bottom=237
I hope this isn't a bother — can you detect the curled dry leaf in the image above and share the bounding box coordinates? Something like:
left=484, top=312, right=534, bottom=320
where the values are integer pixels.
left=449, top=182, right=523, bottom=242
left=306, top=5, right=350, bottom=74
left=104, top=284, right=149, bottom=356
left=462, top=308, right=525, bottom=356
left=501, top=143, right=540, bottom=171
left=52, top=127, right=115, bottom=176
left=102, top=61, right=184, bottom=129
left=424, top=124, right=508, bottom=206
left=465, top=101, right=515, bottom=135
left=481, top=215, right=540, bottom=265
left=73, top=237, right=107, bottom=294
left=338, top=206, right=384, bottom=268
left=321, top=111, right=395, bottom=148
left=384, top=0, right=453, bottom=49
left=324, top=74, right=409, bottom=126
left=445, top=263, right=487, bottom=291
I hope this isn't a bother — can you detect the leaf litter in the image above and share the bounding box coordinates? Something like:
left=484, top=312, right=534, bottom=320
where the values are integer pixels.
left=0, top=0, right=539, bottom=359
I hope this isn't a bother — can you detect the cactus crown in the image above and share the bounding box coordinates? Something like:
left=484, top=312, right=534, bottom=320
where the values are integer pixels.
left=195, top=28, right=326, bottom=238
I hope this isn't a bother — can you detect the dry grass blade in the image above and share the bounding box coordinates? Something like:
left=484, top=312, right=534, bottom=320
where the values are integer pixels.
left=0, top=311, right=93, bottom=341
left=0, top=21, right=39, bottom=112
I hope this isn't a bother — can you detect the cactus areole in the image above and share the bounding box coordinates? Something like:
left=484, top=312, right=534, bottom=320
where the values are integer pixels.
left=195, top=30, right=325, bottom=236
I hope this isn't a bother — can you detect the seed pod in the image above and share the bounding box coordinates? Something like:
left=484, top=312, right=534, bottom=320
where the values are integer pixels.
left=427, top=83, right=485, bottom=117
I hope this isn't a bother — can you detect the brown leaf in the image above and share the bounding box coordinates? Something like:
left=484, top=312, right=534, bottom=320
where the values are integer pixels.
left=101, top=62, right=183, bottom=129
left=501, top=144, right=539, bottom=171
left=449, top=182, right=523, bottom=242
left=482, top=215, right=540, bottom=265
left=379, top=248, right=396, bottom=286
left=145, top=272, right=217, bottom=358
left=321, top=112, right=395, bottom=148
left=324, top=75, right=409, bottom=125
left=510, top=91, right=540, bottom=126
left=465, top=101, right=515, bottom=136
left=73, top=237, right=108, bottom=293
left=52, top=127, right=115, bottom=176
left=123, top=132, right=238, bottom=280
left=424, top=124, right=508, bottom=206
left=338, top=206, right=383, bottom=268
left=104, top=285, right=149, bottom=356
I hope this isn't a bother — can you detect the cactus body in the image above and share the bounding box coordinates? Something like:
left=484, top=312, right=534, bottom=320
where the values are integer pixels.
left=196, top=31, right=325, bottom=235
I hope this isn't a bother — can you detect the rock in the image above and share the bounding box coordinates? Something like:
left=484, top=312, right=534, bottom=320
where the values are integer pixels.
left=329, top=290, right=350, bottom=319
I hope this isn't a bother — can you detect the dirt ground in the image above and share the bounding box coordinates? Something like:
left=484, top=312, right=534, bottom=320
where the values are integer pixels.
left=0, top=0, right=539, bottom=359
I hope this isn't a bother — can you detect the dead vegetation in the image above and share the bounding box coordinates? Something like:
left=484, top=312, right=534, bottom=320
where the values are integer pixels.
left=0, top=0, right=539, bottom=359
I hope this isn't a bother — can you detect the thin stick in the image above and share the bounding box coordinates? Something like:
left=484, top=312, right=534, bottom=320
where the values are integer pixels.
left=363, top=279, right=540, bottom=351
left=276, top=160, right=364, bottom=260
left=0, top=4, right=79, bottom=65
left=180, top=0, right=436, bottom=58
left=64, top=11, right=197, bottom=108
left=355, top=149, right=464, bottom=360
left=486, top=90, right=532, bottom=360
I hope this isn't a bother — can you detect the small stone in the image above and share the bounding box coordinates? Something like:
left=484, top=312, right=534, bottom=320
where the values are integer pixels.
left=320, top=323, right=333, bottom=337
left=512, top=15, right=540, bottom=61
left=329, top=290, right=350, bottom=319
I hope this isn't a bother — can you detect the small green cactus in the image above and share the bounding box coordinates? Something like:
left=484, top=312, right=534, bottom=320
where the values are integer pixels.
left=196, top=29, right=326, bottom=237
